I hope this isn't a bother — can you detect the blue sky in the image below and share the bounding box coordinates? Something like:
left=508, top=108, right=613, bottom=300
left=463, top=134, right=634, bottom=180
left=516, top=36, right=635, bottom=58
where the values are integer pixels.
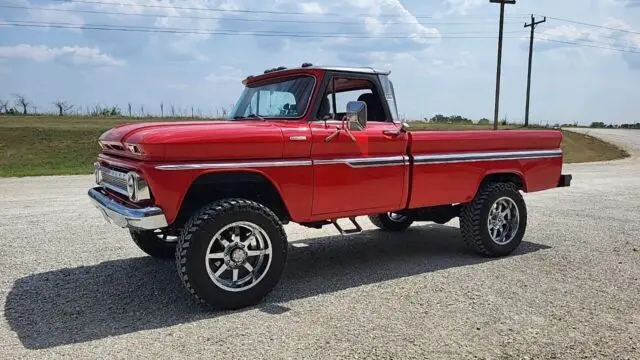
left=1, top=0, right=639, bottom=124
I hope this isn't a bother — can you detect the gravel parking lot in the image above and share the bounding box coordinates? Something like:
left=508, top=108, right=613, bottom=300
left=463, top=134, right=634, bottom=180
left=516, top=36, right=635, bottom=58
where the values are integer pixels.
left=1, top=129, right=639, bottom=359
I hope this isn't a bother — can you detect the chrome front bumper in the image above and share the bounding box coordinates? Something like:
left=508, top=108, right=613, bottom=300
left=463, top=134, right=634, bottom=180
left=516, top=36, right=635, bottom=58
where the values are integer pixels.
left=88, top=187, right=168, bottom=230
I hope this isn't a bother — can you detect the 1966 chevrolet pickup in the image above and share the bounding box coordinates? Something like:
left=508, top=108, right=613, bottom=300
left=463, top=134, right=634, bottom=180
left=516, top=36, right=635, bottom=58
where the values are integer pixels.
left=89, top=63, right=572, bottom=309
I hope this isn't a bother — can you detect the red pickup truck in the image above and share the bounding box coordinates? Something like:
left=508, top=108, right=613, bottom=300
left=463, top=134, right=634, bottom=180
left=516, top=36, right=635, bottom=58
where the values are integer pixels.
left=89, top=64, right=571, bottom=309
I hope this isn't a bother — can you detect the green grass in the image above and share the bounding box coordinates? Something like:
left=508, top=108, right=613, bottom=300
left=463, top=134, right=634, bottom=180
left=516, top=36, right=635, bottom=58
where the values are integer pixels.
left=560, top=129, right=629, bottom=163
left=0, top=116, right=630, bottom=177
left=0, top=127, right=104, bottom=176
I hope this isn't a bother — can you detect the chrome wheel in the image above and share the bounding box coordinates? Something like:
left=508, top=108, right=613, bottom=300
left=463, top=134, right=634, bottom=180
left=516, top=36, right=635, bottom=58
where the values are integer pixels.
left=204, top=221, right=272, bottom=292
left=388, top=212, right=408, bottom=223
left=487, top=197, right=520, bottom=245
left=153, top=229, right=178, bottom=243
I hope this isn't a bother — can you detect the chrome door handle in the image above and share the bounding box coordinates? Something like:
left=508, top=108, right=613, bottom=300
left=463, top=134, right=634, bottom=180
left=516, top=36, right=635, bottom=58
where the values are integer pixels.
left=383, top=129, right=400, bottom=136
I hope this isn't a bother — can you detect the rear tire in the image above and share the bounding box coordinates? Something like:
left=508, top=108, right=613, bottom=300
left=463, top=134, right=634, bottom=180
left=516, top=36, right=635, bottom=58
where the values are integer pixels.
left=130, top=229, right=177, bottom=259
left=369, top=212, right=414, bottom=231
left=176, top=198, right=287, bottom=310
left=459, top=182, right=527, bottom=257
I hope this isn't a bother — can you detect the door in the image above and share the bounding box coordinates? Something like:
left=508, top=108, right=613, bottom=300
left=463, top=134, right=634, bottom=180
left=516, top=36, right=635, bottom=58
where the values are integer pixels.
left=310, top=75, right=408, bottom=216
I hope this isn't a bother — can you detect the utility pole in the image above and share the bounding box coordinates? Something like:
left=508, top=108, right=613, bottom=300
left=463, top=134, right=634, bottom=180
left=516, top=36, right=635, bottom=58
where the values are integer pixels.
left=524, top=14, right=546, bottom=127
left=490, top=0, right=516, bottom=130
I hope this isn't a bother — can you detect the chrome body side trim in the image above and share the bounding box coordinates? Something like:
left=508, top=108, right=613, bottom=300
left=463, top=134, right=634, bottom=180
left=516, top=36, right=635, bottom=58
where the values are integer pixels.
left=314, top=155, right=405, bottom=168
left=413, top=149, right=562, bottom=165
left=156, top=160, right=313, bottom=171
left=154, top=150, right=560, bottom=171
left=88, top=188, right=168, bottom=230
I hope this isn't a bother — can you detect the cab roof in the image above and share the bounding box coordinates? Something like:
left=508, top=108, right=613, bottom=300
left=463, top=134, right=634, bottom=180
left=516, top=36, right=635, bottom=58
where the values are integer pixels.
left=243, top=63, right=391, bottom=85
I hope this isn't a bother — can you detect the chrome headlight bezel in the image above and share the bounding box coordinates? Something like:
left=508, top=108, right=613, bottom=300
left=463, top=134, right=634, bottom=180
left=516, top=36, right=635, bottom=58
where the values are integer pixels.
left=94, top=162, right=102, bottom=185
left=125, top=172, right=150, bottom=202
left=126, top=172, right=137, bottom=201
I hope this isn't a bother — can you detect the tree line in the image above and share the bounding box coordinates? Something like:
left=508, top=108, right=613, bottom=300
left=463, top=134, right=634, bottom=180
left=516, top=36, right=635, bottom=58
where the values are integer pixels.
left=0, top=94, right=232, bottom=118
left=588, top=122, right=640, bottom=129
left=426, top=114, right=494, bottom=125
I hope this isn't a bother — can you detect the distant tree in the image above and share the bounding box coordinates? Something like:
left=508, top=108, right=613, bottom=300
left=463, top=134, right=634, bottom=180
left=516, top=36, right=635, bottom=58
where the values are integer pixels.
left=160, top=102, right=164, bottom=117
left=0, top=99, right=8, bottom=113
left=590, top=122, right=606, bottom=128
left=13, top=94, right=30, bottom=115
left=128, top=102, right=132, bottom=117
left=449, top=115, right=473, bottom=124
left=53, top=100, right=73, bottom=116
left=478, top=118, right=491, bottom=125
left=430, top=114, right=447, bottom=123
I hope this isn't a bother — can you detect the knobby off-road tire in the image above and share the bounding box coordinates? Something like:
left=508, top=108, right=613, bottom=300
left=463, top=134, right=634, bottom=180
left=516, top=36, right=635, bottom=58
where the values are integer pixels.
left=460, top=182, right=527, bottom=257
left=130, top=229, right=177, bottom=260
left=369, top=213, right=414, bottom=231
left=176, top=198, right=287, bottom=310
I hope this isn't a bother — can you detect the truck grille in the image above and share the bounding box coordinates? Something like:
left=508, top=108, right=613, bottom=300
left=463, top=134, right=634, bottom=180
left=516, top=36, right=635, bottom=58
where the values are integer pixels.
left=98, top=165, right=129, bottom=197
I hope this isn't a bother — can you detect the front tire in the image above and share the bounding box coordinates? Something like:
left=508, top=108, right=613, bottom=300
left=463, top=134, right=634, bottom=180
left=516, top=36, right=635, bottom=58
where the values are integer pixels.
left=130, top=229, right=177, bottom=259
left=176, top=199, right=287, bottom=310
left=369, top=212, right=414, bottom=231
left=459, top=182, right=527, bottom=257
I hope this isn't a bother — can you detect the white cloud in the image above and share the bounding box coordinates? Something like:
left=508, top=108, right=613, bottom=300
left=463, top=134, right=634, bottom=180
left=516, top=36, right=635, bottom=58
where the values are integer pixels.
left=604, top=0, right=640, bottom=7
left=532, top=17, right=640, bottom=70
left=363, top=17, right=384, bottom=35
left=445, top=0, right=483, bottom=15
left=0, top=44, right=125, bottom=66
left=23, top=2, right=84, bottom=31
left=205, top=66, right=244, bottom=83
left=299, top=2, right=324, bottom=14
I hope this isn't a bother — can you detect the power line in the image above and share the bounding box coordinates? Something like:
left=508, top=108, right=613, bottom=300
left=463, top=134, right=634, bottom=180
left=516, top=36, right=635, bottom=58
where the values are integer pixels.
left=537, top=37, right=640, bottom=54
left=540, top=15, right=640, bottom=35
left=1, top=21, right=526, bottom=39
left=0, top=5, right=528, bottom=26
left=537, top=33, right=640, bottom=48
left=51, top=0, right=529, bottom=19
left=4, top=20, right=524, bottom=36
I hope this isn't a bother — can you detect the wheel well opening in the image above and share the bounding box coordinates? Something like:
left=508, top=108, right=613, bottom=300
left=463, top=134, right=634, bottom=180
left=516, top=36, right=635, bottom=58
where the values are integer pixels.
left=479, top=173, right=526, bottom=193
left=173, top=172, right=291, bottom=230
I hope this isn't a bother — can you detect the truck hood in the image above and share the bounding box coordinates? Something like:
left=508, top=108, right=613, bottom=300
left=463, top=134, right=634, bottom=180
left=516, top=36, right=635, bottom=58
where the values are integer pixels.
left=99, top=121, right=284, bottom=161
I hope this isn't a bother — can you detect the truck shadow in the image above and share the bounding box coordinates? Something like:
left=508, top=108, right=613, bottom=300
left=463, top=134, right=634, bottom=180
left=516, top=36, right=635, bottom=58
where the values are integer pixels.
left=5, top=224, right=550, bottom=349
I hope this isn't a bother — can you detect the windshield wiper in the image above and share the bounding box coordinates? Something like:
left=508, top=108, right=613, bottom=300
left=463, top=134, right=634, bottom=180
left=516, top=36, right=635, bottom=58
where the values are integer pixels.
left=233, top=113, right=266, bottom=121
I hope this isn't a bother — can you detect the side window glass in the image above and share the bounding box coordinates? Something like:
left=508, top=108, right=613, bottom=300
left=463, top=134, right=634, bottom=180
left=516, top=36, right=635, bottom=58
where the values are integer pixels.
left=335, top=89, right=371, bottom=113
left=317, top=92, right=333, bottom=120
left=317, top=77, right=386, bottom=122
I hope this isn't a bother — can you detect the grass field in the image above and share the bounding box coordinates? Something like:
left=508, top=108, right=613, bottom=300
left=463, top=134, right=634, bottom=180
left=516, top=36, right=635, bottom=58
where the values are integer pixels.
left=0, top=115, right=630, bottom=177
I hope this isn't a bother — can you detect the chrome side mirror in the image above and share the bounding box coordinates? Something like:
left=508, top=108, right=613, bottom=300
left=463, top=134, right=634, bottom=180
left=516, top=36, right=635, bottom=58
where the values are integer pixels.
left=345, top=101, right=367, bottom=131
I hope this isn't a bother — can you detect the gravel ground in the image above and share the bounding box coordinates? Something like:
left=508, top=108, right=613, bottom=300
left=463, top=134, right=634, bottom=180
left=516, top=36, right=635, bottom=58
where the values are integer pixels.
left=1, top=130, right=639, bottom=359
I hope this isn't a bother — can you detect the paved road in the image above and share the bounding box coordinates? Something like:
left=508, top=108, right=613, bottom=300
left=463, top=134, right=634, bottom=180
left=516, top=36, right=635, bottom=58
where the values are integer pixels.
left=1, top=133, right=639, bottom=359
left=564, top=127, right=640, bottom=155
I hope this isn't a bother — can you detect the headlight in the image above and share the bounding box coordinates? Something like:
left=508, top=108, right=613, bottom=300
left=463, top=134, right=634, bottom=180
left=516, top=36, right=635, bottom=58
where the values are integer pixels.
left=94, top=162, right=102, bottom=185
left=125, top=172, right=150, bottom=202
left=126, top=172, right=137, bottom=201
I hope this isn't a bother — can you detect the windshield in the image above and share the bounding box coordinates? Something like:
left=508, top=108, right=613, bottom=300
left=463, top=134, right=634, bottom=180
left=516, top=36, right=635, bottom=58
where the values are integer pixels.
left=228, top=76, right=315, bottom=120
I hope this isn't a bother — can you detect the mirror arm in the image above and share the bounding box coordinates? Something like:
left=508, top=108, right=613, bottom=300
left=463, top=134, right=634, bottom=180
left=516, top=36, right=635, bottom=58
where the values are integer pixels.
left=325, top=127, right=341, bottom=142
left=342, top=125, right=357, bottom=142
